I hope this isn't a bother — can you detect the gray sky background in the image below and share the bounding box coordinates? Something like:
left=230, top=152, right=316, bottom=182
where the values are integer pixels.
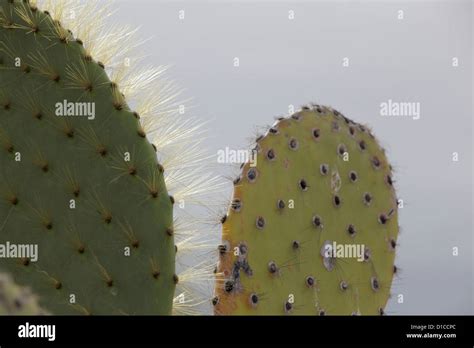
left=114, top=0, right=473, bottom=314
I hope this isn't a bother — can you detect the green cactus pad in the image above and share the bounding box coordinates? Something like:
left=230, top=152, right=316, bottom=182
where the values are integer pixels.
left=0, top=0, right=176, bottom=314
left=0, top=272, right=47, bottom=315
left=214, top=105, right=399, bottom=315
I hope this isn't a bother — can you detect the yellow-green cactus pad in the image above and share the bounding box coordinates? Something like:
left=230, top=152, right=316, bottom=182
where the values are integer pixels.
left=214, top=105, right=399, bottom=315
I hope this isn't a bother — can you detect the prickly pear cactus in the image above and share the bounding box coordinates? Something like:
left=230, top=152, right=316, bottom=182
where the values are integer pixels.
left=0, top=0, right=177, bottom=314
left=0, top=273, right=47, bottom=315
left=214, top=105, right=399, bottom=315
